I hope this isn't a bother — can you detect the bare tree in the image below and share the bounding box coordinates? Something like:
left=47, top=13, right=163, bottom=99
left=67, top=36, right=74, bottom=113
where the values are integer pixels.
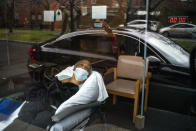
left=6, top=0, right=15, bottom=33
left=0, top=0, right=7, bottom=28
left=56, top=0, right=82, bottom=33
left=116, top=0, right=127, bottom=25
left=28, top=0, right=52, bottom=30
left=42, top=0, right=50, bottom=10
left=149, top=0, right=165, bottom=11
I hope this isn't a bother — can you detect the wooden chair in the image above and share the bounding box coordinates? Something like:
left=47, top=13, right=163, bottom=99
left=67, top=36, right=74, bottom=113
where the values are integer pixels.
left=104, top=55, right=151, bottom=123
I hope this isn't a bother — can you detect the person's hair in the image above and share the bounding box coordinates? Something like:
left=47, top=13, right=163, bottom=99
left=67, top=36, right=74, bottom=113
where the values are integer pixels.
left=74, top=60, right=92, bottom=74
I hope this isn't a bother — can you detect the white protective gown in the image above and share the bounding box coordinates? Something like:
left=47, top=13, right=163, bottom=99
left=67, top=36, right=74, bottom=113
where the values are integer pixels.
left=55, top=66, right=108, bottom=114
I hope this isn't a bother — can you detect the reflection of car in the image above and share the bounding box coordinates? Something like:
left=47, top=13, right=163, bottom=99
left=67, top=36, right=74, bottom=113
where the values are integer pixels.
left=119, top=20, right=160, bottom=32
left=159, top=23, right=196, bottom=38
left=28, top=28, right=194, bottom=115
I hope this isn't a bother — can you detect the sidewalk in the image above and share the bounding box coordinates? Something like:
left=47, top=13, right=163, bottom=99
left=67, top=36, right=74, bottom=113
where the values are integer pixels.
left=87, top=99, right=196, bottom=131
left=0, top=63, right=32, bottom=97
left=0, top=63, right=28, bottom=79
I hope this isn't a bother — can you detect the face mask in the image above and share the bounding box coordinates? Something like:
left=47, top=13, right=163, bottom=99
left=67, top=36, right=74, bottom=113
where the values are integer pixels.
left=74, top=68, right=89, bottom=81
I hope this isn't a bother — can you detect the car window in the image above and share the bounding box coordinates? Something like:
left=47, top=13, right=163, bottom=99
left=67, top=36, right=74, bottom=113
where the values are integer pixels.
left=72, top=34, right=114, bottom=57
left=117, top=35, right=139, bottom=56
left=128, top=21, right=136, bottom=24
left=173, top=24, right=194, bottom=28
left=44, top=38, right=72, bottom=49
left=130, top=21, right=146, bottom=25
left=182, top=24, right=194, bottom=28
left=137, top=21, right=146, bottom=24
left=117, top=34, right=163, bottom=61
left=173, top=24, right=184, bottom=28
left=44, top=33, right=114, bottom=57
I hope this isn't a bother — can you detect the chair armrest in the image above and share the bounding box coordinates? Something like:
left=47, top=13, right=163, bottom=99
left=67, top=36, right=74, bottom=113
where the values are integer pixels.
left=139, top=72, right=152, bottom=84
left=147, top=72, right=152, bottom=79
left=104, top=67, right=117, bottom=80
left=51, top=101, right=101, bottom=122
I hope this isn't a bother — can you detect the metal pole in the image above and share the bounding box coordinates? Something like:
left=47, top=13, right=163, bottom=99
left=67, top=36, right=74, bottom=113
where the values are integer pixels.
left=70, top=0, right=74, bottom=32
left=140, top=0, right=149, bottom=116
left=6, top=1, right=10, bottom=65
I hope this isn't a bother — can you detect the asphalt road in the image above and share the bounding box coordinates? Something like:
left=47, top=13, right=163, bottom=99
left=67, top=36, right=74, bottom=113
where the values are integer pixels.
left=171, top=38, right=196, bottom=42
left=0, top=40, right=33, bottom=97
left=0, top=40, right=32, bottom=66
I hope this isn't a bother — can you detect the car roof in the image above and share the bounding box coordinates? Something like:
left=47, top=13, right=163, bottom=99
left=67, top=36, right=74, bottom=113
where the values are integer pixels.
left=127, top=20, right=158, bottom=24
left=170, top=22, right=196, bottom=27
left=54, top=28, right=167, bottom=46
left=55, top=28, right=145, bottom=42
left=54, top=28, right=163, bottom=52
left=45, top=28, right=189, bottom=68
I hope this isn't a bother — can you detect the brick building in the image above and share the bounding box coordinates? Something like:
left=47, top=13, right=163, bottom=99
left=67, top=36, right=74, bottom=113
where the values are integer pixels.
left=2, top=0, right=128, bottom=30
left=1, top=0, right=195, bottom=30
left=78, top=0, right=127, bottom=29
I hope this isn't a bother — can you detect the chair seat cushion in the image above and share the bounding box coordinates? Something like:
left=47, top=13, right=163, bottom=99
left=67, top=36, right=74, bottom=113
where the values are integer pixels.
left=106, top=79, right=137, bottom=96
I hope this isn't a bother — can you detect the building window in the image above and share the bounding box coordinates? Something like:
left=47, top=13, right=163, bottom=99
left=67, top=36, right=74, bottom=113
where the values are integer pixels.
left=91, top=0, right=96, bottom=4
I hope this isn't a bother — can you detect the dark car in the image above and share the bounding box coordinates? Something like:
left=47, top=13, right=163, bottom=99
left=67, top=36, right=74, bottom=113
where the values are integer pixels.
left=27, top=28, right=194, bottom=115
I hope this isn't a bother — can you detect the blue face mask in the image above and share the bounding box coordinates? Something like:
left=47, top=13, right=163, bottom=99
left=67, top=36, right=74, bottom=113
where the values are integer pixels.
left=74, top=68, right=89, bottom=81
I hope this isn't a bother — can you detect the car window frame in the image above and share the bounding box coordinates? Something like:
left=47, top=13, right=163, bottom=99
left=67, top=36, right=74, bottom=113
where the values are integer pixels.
left=74, top=34, right=115, bottom=57
left=113, top=32, right=167, bottom=64
left=41, top=31, right=117, bottom=62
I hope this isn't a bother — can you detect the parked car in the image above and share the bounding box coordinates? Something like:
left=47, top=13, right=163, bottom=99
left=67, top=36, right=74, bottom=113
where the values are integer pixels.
left=159, top=23, right=196, bottom=38
left=119, top=20, right=160, bottom=32
left=27, top=28, right=195, bottom=115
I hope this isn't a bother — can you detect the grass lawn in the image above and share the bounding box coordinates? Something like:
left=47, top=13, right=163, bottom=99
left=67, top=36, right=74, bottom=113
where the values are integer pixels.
left=0, top=29, right=60, bottom=43
left=173, top=40, right=196, bottom=53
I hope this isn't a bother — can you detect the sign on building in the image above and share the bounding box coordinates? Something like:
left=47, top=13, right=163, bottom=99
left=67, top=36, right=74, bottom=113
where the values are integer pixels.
left=15, top=12, right=19, bottom=20
left=92, top=6, right=107, bottom=19
left=44, top=10, right=54, bottom=22
left=38, top=15, right=42, bottom=20
left=32, top=15, right=35, bottom=20
left=56, top=9, right=62, bottom=21
left=81, top=6, right=87, bottom=16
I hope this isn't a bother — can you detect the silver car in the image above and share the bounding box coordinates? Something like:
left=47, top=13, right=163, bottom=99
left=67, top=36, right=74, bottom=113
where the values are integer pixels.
left=119, top=20, right=160, bottom=32
left=159, top=23, right=196, bottom=38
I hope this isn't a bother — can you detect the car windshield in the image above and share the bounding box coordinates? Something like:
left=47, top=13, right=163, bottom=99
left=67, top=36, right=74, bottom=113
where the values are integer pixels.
left=128, top=20, right=146, bottom=24
left=146, top=32, right=190, bottom=67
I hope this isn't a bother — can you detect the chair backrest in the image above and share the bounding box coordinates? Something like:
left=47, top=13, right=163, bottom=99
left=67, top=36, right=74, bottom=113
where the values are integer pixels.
left=117, top=55, right=148, bottom=80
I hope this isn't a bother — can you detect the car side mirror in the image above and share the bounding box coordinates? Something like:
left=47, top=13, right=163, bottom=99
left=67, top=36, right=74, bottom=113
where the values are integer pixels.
left=147, top=56, right=161, bottom=64
left=147, top=56, right=161, bottom=70
left=147, top=56, right=161, bottom=72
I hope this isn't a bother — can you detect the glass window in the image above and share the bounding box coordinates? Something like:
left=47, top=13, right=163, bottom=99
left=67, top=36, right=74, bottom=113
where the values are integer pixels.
left=117, top=34, right=161, bottom=60
left=173, top=24, right=183, bottom=28
left=183, top=24, right=194, bottom=28
left=136, top=21, right=146, bottom=24
left=173, top=24, right=194, bottom=28
left=45, top=38, right=72, bottom=49
left=77, top=35, right=113, bottom=56
left=117, top=35, right=139, bottom=56
left=44, top=34, right=114, bottom=57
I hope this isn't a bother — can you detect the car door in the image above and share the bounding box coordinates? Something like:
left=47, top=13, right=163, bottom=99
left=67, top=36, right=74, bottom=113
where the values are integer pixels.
left=136, top=38, right=190, bottom=87
left=170, top=24, right=185, bottom=37
left=71, top=34, right=117, bottom=74
left=181, top=24, right=195, bottom=37
left=139, top=41, right=191, bottom=114
left=116, top=34, right=191, bottom=113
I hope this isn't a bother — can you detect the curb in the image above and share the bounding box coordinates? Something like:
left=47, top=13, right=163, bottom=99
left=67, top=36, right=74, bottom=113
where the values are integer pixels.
left=0, top=40, right=39, bottom=45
